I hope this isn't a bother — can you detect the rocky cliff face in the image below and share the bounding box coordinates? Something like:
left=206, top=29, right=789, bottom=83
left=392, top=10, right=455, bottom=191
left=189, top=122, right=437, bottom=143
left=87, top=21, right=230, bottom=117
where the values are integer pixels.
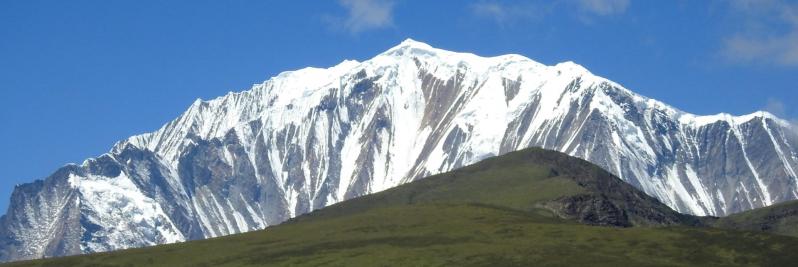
left=1, top=39, right=796, bottom=261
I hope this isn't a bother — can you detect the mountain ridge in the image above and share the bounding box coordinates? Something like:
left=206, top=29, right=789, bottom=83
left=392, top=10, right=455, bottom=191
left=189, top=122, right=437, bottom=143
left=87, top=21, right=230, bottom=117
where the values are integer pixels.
left=118, top=38, right=797, bottom=214
left=1, top=39, right=796, bottom=262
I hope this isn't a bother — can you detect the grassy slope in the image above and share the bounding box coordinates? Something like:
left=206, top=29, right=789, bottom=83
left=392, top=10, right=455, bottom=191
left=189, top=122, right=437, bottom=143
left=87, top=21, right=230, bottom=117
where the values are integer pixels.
left=297, top=147, right=698, bottom=227
left=5, top=148, right=798, bottom=267
left=713, top=199, right=798, bottom=237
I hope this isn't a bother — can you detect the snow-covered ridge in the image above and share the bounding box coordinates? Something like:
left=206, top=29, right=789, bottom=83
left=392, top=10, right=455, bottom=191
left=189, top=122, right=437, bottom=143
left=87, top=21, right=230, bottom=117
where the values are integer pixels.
left=3, top=38, right=797, bottom=262
left=680, top=111, right=789, bottom=127
left=121, top=38, right=790, bottom=158
left=116, top=39, right=795, bottom=217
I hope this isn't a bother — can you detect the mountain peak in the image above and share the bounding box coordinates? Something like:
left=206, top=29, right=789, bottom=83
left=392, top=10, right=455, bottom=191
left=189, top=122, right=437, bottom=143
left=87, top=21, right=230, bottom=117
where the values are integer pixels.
left=381, top=38, right=440, bottom=58
left=397, top=38, right=432, bottom=49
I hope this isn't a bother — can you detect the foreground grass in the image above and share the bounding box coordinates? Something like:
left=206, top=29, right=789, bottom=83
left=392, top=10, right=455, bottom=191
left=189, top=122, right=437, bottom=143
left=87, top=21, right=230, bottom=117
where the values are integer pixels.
left=6, top=203, right=798, bottom=267
left=5, top=148, right=798, bottom=266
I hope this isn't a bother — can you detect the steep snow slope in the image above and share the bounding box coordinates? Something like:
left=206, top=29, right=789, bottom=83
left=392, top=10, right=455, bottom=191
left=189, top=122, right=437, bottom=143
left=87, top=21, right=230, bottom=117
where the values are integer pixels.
left=1, top=39, right=796, bottom=261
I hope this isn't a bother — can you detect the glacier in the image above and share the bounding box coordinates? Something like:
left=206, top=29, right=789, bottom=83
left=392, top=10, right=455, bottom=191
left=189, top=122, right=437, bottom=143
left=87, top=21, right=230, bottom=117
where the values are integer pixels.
left=1, top=39, right=797, bottom=261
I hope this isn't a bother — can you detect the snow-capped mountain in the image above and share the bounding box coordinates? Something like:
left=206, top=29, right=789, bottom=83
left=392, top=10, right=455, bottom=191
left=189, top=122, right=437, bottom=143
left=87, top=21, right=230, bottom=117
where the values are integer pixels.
left=2, top=39, right=797, bottom=261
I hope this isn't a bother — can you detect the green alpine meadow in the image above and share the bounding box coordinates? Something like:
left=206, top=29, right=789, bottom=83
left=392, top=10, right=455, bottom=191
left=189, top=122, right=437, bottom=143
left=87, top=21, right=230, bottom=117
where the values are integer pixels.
left=6, top=148, right=797, bottom=267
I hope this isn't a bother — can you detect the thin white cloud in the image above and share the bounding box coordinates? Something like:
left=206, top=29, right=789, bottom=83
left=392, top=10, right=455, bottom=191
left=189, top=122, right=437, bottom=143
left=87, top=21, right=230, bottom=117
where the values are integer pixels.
left=470, top=2, right=509, bottom=21
left=764, top=97, right=787, bottom=117
left=724, top=33, right=798, bottom=65
left=576, top=0, right=630, bottom=16
left=763, top=98, right=798, bottom=130
left=469, top=0, right=627, bottom=25
left=469, top=1, right=544, bottom=24
left=329, top=0, right=395, bottom=34
left=721, top=0, right=798, bottom=66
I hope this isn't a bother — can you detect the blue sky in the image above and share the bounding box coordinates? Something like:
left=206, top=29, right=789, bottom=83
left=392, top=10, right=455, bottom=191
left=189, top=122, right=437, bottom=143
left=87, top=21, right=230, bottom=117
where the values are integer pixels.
left=0, top=0, right=796, bottom=211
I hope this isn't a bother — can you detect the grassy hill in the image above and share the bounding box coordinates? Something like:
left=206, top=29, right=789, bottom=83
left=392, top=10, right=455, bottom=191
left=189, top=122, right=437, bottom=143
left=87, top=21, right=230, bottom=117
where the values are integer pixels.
left=4, top=148, right=798, bottom=267
left=712, top=199, right=798, bottom=237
